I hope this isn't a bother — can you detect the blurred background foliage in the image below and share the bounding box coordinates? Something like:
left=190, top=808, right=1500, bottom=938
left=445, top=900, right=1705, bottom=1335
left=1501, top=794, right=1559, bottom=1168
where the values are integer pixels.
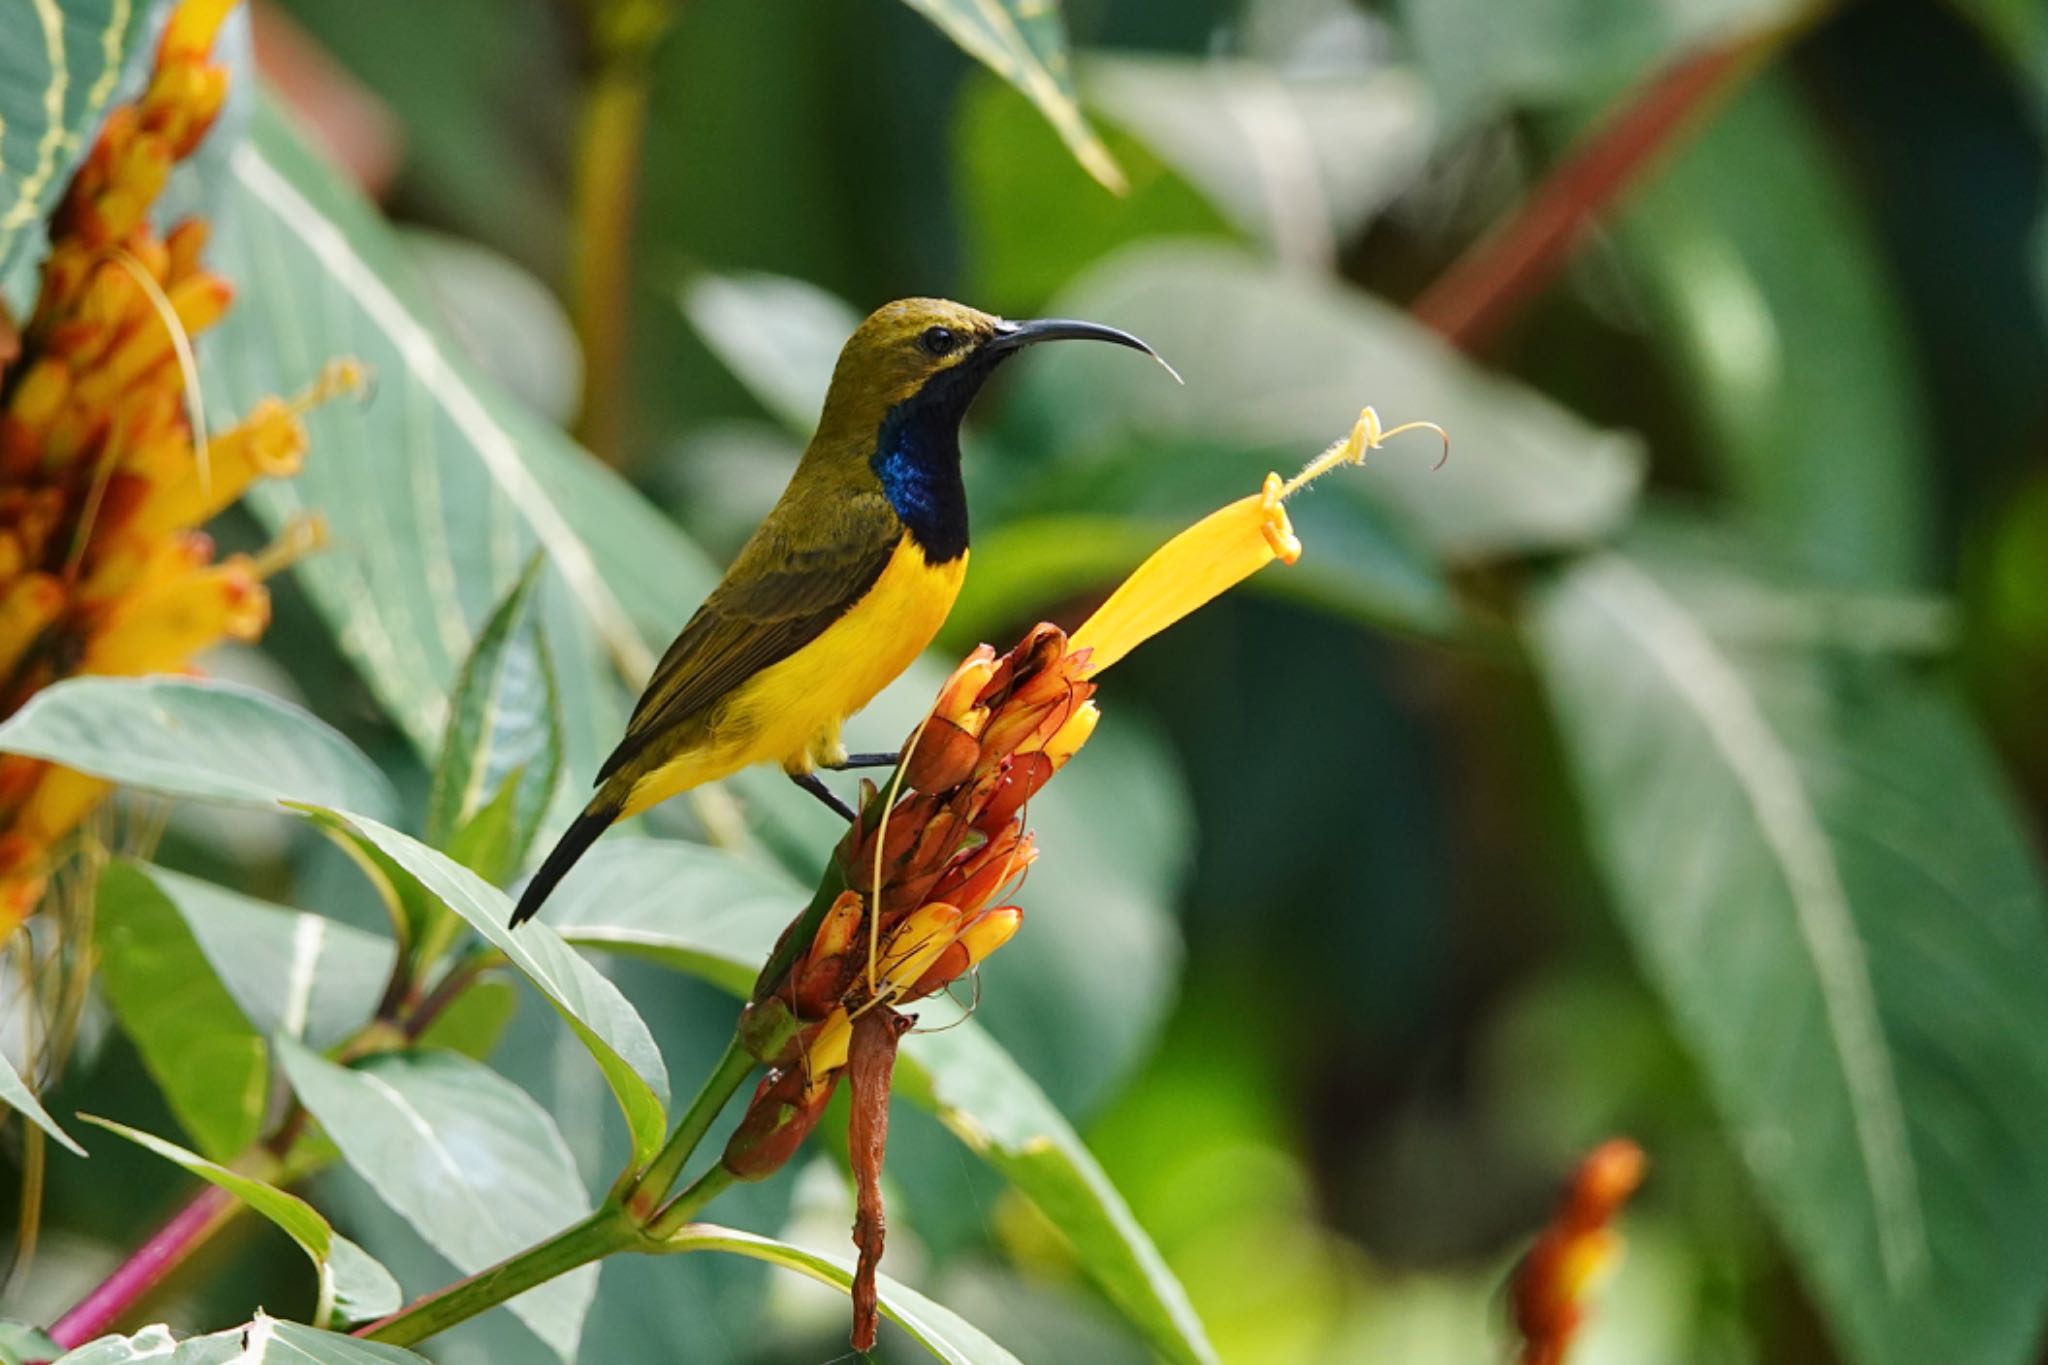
left=6, top=0, right=2048, bottom=1360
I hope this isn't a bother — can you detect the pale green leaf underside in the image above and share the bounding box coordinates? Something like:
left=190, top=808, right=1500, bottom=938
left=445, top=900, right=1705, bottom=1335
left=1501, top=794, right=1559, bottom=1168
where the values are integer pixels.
left=0, top=1046, right=82, bottom=1155
left=0, top=676, right=395, bottom=821
left=55, top=1315, right=431, bottom=1364
left=664, top=1223, right=1021, bottom=1365
left=276, top=1043, right=595, bottom=1361
left=295, top=808, right=670, bottom=1164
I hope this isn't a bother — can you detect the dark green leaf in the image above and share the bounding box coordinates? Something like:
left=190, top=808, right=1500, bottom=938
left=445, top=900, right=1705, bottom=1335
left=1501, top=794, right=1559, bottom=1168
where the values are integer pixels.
left=295, top=808, right=670, bottom=1163
left=95, top=862, right=266, bottom=1161
left=0, top=676, right=395, bottom=820
left=895, top=0, right=1121, bottom=193
left=0, top=0, right=158, bottom=277
left=551, top=839, right=1218, bottom=1365
left=427, top=554, right=565, bottom=883
left=81, top=1116, right=401, bottom=1323
left=661, top=1223, right=1022, bottom=1365
left=201, top=100, right=720, bottom=785
left=1528, top=536, right=2048, bottom=1365
left=1617, top=74, right=1931, bottom=587
left=277, top=1043, right=595, bottom=1362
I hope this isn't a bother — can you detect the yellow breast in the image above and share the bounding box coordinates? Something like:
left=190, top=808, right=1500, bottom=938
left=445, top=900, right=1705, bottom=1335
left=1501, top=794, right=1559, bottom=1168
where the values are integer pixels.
left=620, top=536, right=967, bottom=817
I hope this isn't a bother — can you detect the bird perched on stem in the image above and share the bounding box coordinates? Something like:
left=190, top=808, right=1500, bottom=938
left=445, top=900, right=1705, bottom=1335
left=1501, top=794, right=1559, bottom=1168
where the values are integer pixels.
left=510, top=298, right=1170, bottom=927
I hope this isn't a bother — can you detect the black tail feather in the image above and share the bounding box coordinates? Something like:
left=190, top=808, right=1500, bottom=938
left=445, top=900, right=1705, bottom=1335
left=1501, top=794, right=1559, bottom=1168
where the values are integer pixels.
left=510, top=801, right=617, bottom=928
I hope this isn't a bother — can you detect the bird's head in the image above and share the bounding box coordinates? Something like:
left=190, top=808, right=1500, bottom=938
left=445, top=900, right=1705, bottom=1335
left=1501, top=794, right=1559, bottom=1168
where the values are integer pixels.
left=815, top=297, right=1169, bottom=451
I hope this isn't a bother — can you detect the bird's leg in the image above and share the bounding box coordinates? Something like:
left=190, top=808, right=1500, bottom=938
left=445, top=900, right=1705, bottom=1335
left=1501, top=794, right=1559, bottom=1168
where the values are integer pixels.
left=823, top=751, right=902, bottom=771
left=790, top=770, right=858, bottom=822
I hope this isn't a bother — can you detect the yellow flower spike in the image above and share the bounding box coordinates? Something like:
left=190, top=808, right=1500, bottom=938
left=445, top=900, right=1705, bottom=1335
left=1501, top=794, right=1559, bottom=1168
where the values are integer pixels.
left=1071, top=406, right=1446, bottom=674
left=15, top=766, right=111, bottom=848
left=806, top=1010, right=855, bottom=1077
left=955, top=905, right=1023, bottom=967
left=160, top=0, right=239, bottom=65
left=875, top=902, right=966, bottom=996
left=1041, top=699, right=1099, bottom=767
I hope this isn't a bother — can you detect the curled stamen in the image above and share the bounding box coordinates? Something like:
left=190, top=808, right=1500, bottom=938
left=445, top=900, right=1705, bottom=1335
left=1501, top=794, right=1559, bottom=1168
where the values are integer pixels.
left=1279, top=405, right=1451, bottom=499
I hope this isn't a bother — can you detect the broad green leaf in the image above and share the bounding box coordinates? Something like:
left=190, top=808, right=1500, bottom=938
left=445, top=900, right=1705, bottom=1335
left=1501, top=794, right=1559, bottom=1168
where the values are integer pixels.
left=277, top=1043, right=595, bottom=1362
left=1393, top=0, right=1795, bottom=128
left=551, top=839, right=1218, bottom=1365
left=296, top=808, right=669, bottom=1163
left=55, top=1316, right=432, bottom=1364
left=416, top=975, right=519, bottom=1059
left=81, top=1116, right=402, bottom=1323
left=426, top=554, right=565, bottom=884
left=662, top=1223, right=1022, bottom=1365
left=996, top=243, right=1643, bottom=564
left=0, top=1322, right=60, bottom=1364
left=0, top=0, right=158, bottom=278
left=142, top=864, right=392, bottom=1049
left=1528, top=537, right=2048, bottom=1365
left=200, top=99, right=719, bottom=781
left=681, top=272, right=860, bottom=435
left=895, top=0, right=1121, bottom=193
left=1618, top=74, right=1930, bottom=588
left=0, top=676, right=395, bottom=820
left=96, top=862, right=266, bottom=1161
left=0, top=1039, right=83, bottom=1156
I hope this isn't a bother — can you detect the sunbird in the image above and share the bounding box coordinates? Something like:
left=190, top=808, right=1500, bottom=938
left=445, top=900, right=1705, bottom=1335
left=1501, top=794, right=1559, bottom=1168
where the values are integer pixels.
left=510, top=298, right=1168, bottom=927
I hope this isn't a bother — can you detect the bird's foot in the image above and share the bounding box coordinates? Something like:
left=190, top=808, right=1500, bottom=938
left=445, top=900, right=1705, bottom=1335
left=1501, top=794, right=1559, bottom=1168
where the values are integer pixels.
left=790, top=770, right=858, bottom=822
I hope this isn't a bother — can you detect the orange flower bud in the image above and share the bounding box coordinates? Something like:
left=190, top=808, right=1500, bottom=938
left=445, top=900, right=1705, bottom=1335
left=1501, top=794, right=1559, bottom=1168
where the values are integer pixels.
left=790, top=890, right=865, bottom=1017
left=82, top=557, right=268, bottom=675
left=903, top=941, right=971, bottom=1001
left=902, top=716, right=981, bottom=792
left=160, top=0, right=238, bottom=65
left=0, top=575, right=63, bottom=678
left=876, top=902, right=964, bottom=996
left=932, top=647, right=998, bottom=727
left=165, top=220, right=210, bottom=284
left=955, top=905, right=1022, bottom=966
left=1042, top=699, right=1099, bottom=766
left=15, top=765, right=110, bottom=849
left=722, top=1067, right=842, bottom=1181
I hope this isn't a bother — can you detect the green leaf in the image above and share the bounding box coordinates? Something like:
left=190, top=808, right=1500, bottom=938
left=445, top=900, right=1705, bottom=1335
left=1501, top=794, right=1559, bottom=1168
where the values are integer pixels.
left=55, top=1315, right=433, bottom=1364
left=680, top=272, right=860, bottom=435
left=200, top=99, right=720, bottom=781
left=1527, top=536, right=2048, bottom=1365
left=0, top=1322, right=59, bottom=1365
left=996, top=243, right=1643, bottom=565
left=415, top=975, right=519, bottom=1059
left=296, top=808, right=670, bottom=1163
left=427, top=553, right=565, bottom=884
left=80, top=1116, right=402, bottom=1323
left=142, top=864, right=393, bottom=1049
left=276, top=1044, right=595, bottom=1362
left=0, top=1039, right=83, bottom=1156
left=0, top=0, right=158, bottom=278
left=0, top=676, right=396, bottom=819
left=1617, top=74, right=1931, bottom=588
left=894, top=0, right=1121, bottom=193
left=551, top=840, right=1218, bottom=1365
left=96, top=862, right=267, bottom=1161
left=662, top=1223, right=1022, bottom=1365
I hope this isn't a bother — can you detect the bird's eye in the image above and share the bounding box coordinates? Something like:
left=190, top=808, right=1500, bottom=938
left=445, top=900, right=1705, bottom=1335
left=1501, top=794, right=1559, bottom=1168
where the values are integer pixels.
left=918, top=325, right=958, bottom=356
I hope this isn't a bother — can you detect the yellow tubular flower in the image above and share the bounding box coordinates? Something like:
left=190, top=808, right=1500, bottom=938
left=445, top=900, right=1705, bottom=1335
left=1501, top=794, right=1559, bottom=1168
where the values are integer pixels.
left=1072, top=406, right=1446, bottom=673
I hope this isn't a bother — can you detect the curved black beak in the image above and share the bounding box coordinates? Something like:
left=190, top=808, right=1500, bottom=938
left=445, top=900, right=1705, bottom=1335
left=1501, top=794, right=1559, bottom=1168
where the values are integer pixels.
left=985, top=317, right=1182, bottom=383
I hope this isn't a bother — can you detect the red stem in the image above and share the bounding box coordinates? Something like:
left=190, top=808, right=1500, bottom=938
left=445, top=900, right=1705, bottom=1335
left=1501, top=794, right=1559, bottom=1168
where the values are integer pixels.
left=1410, top=24, right=1793, bottom=350
left=48, top=1185, right=240, bottom=1347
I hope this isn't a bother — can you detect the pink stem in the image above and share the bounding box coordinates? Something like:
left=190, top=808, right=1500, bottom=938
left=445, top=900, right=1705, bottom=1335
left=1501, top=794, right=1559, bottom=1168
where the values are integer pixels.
left=48, top=1184, right=239, bottom=1347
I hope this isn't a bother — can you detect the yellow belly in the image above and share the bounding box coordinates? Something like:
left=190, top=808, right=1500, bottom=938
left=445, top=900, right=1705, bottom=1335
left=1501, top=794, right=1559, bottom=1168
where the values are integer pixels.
left=620, top=538, right=967, bottom=817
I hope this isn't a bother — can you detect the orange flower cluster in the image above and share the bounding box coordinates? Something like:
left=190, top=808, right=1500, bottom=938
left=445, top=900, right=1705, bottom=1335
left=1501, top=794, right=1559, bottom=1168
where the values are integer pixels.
left=1511, top=1138, right=1647, bottom=1365
left=725, top=624, right=1097, bottom=1181
left=0, top=0, right=329, bottom=932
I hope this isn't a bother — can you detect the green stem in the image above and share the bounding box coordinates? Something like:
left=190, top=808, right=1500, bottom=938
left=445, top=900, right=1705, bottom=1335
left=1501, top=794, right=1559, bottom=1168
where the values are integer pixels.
left=650, top=1164, right=737, bottom=1240
left=358, top=1208, right=642, bottom=1348
left=624, top=1033, right=755, bottom=1214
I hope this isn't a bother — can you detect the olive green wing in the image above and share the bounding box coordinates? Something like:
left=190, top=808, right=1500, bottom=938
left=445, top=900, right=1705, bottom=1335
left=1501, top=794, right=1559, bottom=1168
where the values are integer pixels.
left=595, top=494, right=903, bottom=785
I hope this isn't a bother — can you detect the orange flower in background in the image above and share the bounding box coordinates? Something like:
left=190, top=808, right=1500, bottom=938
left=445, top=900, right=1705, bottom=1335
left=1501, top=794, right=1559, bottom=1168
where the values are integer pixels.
left=1511, top=1137, right=1648, bottom=1365
left=0, top=0, right=342, bottom=934
left=721, top=403, right=1446, bottom=1351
